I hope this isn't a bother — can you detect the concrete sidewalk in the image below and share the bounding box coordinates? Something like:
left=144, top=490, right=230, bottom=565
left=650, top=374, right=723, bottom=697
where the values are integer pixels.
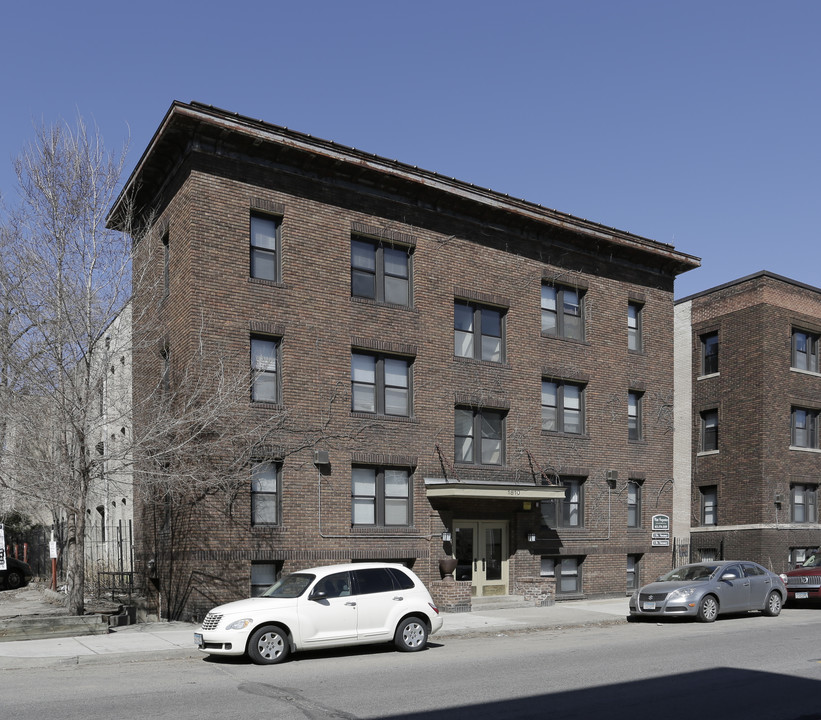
left=0, top=597, right=630, bottom=669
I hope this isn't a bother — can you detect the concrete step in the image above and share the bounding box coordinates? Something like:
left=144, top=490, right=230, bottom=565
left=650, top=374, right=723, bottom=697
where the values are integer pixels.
left=470, top=595, right=534, bottom=611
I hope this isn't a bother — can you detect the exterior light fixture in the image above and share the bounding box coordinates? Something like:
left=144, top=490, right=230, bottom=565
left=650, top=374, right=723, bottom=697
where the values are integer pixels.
left=527, top=532, right=537, bottom=543
left=441, top=531, right=452, bottom=542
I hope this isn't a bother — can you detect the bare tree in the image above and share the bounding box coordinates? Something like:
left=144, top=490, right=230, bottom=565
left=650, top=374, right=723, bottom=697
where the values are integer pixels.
left=0, top=117, right=130, bottom=614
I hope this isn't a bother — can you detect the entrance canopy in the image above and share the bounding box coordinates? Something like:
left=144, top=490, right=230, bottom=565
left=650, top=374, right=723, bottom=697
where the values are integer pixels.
left=423, top=477, right=567, bottom=501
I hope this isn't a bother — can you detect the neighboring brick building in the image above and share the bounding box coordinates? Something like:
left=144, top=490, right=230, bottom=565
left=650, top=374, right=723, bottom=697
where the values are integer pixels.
left=109, top=101, right=699, bottom=620
left=675, top=272, right=821, bottom=572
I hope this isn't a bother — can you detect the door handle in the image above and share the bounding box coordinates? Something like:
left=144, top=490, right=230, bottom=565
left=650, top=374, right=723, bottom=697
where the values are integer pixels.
left=345, top=601, right=357, bottom=606
left=393, top=596, right=404, bottom=601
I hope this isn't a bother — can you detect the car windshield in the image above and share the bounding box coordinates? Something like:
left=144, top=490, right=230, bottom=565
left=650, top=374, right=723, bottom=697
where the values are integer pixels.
left=801, top=554, right=821, bottom=568
left=260, top=573, right=315, bottom=598
left=660, top=565, right=718, bottom=582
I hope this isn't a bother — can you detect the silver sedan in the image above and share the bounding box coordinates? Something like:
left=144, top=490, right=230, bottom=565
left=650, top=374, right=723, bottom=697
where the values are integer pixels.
left=628, top=561, right=786, bottom=622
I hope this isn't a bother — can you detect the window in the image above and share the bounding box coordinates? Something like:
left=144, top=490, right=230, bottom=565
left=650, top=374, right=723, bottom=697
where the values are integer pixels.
left=628, top=302, right=642, bottom=352
left=701, top=332, right=719, bottom=375
left=162, top=231, right=170, bottom=297
left=791, top=408, right=819, bottom=449
left=251, top=337, right=279, bottom=403
left=313, top=571, right=352, bottom=598
left=454, top=302, right=504, bottom=362
left=627, top=554, right=641, bottom=591
left=541, top=284, right=583, bottom=340
left=351, top=237, right=411, bottom=305
left=250, top=214, right=280, bottom=282
left=454, top=407, right=504, bottom=465
left=700, top=486, right=717, bottom=525
left=542, top=381, right=584, bottom=434
left=542, top=478, right=584, bottom=528
left=352, top=466, right=411, bottom=526
left=789, top=547, right=817, bottom=569
left=791, top=484, right=817, bottom=524
left=792, top=330, right=819, bottom=372
left=251, top=461, right=280, bottom=525
left=351, top=353, right=411, bottom=416
left=700, top=409, right=718, bottom=452
left=628, top=391, right=642, bottom=441
left=627, top=481, right=641, bottom=528
left=251, top=562, right=281, bottom=597
left=541, top=556, right=582, bottom=594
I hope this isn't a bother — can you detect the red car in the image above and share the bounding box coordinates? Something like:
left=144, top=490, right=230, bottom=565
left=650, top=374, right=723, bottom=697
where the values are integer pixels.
left=780, top=553, right=821, bottom=602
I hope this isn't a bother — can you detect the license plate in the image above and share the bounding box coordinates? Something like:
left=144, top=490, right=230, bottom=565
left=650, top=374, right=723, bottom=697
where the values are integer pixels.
left=194, top=633, right=204, bottom=648
left=642, top=602, right=656, bottom=610
left=795, top=592, right=809, bottom=599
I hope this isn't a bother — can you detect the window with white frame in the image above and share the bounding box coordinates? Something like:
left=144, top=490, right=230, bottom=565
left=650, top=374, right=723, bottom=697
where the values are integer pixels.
left=351, top=237, right=411, bottom=306
left=542, top=380, right=584, bottom=434
left=700, top=486, right=717, bottom=525
left=628, top=391, right=643, bottom=441
left=541, top=284, right=583, bottom=340
left=701, top=409, right=718, bottom=452
left=351, top=352, right=411, bottom=417
left=251, top=461, right=280, bottom=526
left=454, top=302, right=504, bottom=362
left=627, top=481, right=642, bottom=528
left=454, top=407, right=504, bottom=465
left=351, top=466, right=411, bottom=526
left=791, top=484, right=817, bottom=524
left=541, top=556, right=582, bottom=594
left=251, top=336, right=279, bottom=403
left=628, top=302, right=642, bottom=352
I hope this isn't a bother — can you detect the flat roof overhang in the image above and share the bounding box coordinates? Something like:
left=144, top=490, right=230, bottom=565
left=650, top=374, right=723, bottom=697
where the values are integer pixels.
left=424, top=478, right=566, bottom=501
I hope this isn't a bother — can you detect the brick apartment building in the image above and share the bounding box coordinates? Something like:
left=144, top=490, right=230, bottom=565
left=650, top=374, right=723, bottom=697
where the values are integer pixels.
left=109, top=101, right=699, bottom=620
left=675, top=272, right=821, bottom=571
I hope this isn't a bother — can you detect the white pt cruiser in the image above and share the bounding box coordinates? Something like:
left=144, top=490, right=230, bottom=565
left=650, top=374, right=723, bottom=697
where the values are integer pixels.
left=195, top=562, right=444, bottom=664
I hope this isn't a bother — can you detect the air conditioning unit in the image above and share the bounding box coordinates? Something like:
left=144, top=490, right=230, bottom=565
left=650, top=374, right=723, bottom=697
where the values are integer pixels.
left=605, top=470, right=618, bottom=482
left=774, top=494, right=783, bottom=504
left=313, top=450, right=330, bottom=466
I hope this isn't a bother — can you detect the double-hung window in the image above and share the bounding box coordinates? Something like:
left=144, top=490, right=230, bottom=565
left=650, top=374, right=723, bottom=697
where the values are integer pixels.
left=454, top=407, right=504, bottom=465
left=454, top=302, right=504, bottom=362
left=791, top=484, right=817, bottom=523
left=541, top=557, right=582, bottom=594
left=701, top=486, right=717, bottom=525
left=541, top=284, right=583, bottom=340
left=627, top=481, right=641, bottom=528
left=351, top=353, right=411, bottom=417
left=701, top=409, right=718, bottom=452
left=628, top=302, right=642, bottom=352
left=251, top=562, right=281, bottom=597
left=701, top=332, right=719, bottom=375
left=351, top=466, right=411, bottom=526
left=251, top=336, right=280, bottom=403
left=251, top=461, right=280, bottom=526
left=351, top=237, right=411, bottom=306
left=792, top=330, right=820, bottom=373
left=542, top=380, right=584, bottom=434
left=627, top=555, right=641, bottom=591
left=791, top=408, right=819, bottom=449
left=250, top=214, right=280, bottom=282
left=542, top=478, right=584, bottom=528
left=628, top=391, right=643, bottom=441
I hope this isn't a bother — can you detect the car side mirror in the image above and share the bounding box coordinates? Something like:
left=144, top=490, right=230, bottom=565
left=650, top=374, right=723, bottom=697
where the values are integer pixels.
left=721, top=573, right=738, bottom=581
left=309, top=590, right=328, bottom=601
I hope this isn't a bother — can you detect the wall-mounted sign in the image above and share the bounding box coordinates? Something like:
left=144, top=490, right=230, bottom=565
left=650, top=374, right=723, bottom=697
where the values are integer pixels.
left=652, top=514, right=670, bottom=531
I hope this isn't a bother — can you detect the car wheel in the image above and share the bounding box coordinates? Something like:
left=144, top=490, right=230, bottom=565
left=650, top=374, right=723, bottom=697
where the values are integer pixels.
left=394, top=616, right=428, bottom=652
left=5, top=571, right=23, bottom=590
left=247, top=625, right=290, bottom=665
left=763, top=591, right=782, bottom=617
left=697, top=595, right=719, bottom=623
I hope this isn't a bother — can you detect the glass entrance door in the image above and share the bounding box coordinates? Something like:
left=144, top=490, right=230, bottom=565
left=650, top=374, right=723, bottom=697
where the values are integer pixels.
left=453, top=520, right=509, bottom=596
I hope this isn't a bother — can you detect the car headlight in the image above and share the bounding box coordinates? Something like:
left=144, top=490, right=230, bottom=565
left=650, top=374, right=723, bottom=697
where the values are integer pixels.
left=779, top=574, right=788, bottom=583
left=667, top=587, right=698, bottom=602
left=225, top=618, right=253, bottom=631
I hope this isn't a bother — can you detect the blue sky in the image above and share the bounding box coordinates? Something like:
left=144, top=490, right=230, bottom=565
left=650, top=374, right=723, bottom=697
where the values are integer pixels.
left=1, top=0, right=819, bottom=298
